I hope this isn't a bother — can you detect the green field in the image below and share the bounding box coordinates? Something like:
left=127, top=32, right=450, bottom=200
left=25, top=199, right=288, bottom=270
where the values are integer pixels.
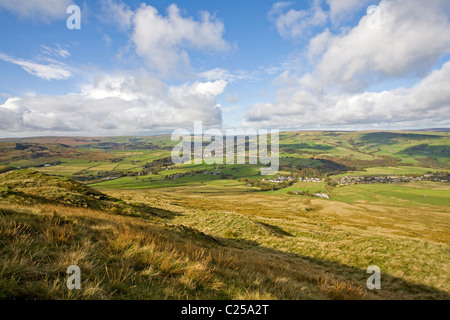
left=333, top=182, right=450, bottom=206
left=331, top=166, right=443, bottom=178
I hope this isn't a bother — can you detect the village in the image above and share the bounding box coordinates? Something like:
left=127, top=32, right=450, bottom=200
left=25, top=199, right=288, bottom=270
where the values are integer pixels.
left=262, top=176, right=296, bottom=183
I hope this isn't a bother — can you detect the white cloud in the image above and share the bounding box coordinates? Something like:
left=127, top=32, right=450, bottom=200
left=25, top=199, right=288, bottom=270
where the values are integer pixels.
left=246, top=0, right=450, bottom=130
left=0, top=73, right=226, bottom=136
left=0, top=0, right=73, bottom=22
left=103, top=34, right=112, bottom=47
left=0, top=53, right=72, bottom=81
left=310, top=0, right=450, bottom=92
left=199, top=68, right=237, bottom=82
left=225, top=94, right=239, bottom=104
left=132, top=3, right=230, bottom=77
left=40, top=44, right=71, bottom=59
left=326, top=0, right=372, bottom=23
left=307, top=29, right=332, bottom=60
left=99, top=0, right=134, bottom=31
left=269, top=0, right=327, bottom=40
left=199, top=68, right=259, bottom=83
left=244, top=60, right=450, bottom=130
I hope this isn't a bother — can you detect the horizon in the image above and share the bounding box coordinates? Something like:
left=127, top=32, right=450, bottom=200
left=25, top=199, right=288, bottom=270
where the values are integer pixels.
left=0, top=127, right=449, bottom=140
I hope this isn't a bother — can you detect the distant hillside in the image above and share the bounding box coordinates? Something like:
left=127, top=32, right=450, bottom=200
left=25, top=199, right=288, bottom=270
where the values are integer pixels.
left=0, top=142, right=118, bottom=167
left=0, top=135, right=175, bottom=149
left=0, top=137, right=106, bottom=146
left=411, top=128, right=450, bottom=132
left=1, top=130, right=449, bottom=184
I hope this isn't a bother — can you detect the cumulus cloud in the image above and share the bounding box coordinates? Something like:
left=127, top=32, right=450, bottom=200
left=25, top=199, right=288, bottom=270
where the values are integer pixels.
left=326, top=0, right=372, bottom=23
left=132, top=3, right=230, bottom=77
left=307, top=29, right=332, bottom=60
left=310, top=0, right=450, bottom=92
left=199, top=67, right=259, bottom=83
left=0, top=53, right=72, bottom=81
left=245, top=0, right=450, bottom=130
left=99, top=0, right=134, bottom=31
left=0, top=73, right=226, bottom=136
left=0, top=2, right=231, bottom=136
left=269, top=1, right=327, bottom=40
left=0, top=0, right=73, bottom=22
left=244, top=61, right=450, bottom=130
left=199, top=68, right=237, bottom=82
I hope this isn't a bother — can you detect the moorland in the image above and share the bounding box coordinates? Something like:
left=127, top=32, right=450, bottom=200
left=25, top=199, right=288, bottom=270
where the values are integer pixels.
left=0, top=130, right=448, bottom=299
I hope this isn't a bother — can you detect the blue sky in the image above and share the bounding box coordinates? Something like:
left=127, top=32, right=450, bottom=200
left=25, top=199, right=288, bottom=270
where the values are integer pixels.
left=0, top=0, right=450, bottom=137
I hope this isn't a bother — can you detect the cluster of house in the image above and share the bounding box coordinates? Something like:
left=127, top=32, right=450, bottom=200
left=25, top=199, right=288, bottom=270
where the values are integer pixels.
left=299, top=177, right=325, bottom=183
left=261, top=176, right=296, bottom=183
left=260, top=176, right=325, bottom=184
left=165, top=173, right=183, bottom=180
left=332, top=173, right=449, bottom=186
left=203, top=171, right=222, bottom=175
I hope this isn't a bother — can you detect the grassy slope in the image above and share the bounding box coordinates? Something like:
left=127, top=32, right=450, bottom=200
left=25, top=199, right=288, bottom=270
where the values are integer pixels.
left=0, top=170, right=370, bottom=300
left=0, top=169, right=172, bottom=220
left=331, top=166, right=442, bottom=178
left=0, top=142, right=117, bottom=168
left=106, top=184, right=450, bottom=300
left=1, top=170, right=449, bottom=299
left=280, top=130, right=450, bottom=168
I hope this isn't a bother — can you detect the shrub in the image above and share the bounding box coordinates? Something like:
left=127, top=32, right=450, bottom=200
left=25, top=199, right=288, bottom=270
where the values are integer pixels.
left=224, top=229, right=238, bottom=238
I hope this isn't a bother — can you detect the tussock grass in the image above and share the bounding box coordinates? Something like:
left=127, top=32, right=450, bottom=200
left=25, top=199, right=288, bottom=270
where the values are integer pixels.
left=317, top=273, right=367, bottom=300
left=0, top=201, right=376, bottom=300
left=106, top=187, right=450, bottom=299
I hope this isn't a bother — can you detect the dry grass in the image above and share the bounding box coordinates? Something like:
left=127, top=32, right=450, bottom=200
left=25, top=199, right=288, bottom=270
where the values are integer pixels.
left=0, top=173, right=448, bottom=300
left=317, top=273, right=367, bottom=300
left=103, top=187, right=450, bottom=299
left=0, top=200, right=376, bottom=300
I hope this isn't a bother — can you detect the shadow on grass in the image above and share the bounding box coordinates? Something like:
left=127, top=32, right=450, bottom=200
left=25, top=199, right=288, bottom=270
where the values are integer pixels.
left=1, top=202, right=448, bottom=300
left=210, top=236, right=450, bottom=300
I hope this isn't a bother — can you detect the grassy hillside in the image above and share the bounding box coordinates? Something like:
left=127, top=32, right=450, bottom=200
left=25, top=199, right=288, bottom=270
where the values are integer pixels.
left=0, top=142, right=117, bottom=168
left=105, top=185, right=450, bottom=299
left=0, top=137, right=106, bottom=146
left=0, top=169, right=171, bottom=220
left=1, top=169, right=448, bottom=299
left=1, top=202, right=378, bottom=300
left=0, top=170, right=371, bottom=300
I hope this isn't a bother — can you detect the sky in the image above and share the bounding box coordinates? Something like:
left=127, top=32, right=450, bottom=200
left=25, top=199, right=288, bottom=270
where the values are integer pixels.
left=0, top=0, right=449, bottom=137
